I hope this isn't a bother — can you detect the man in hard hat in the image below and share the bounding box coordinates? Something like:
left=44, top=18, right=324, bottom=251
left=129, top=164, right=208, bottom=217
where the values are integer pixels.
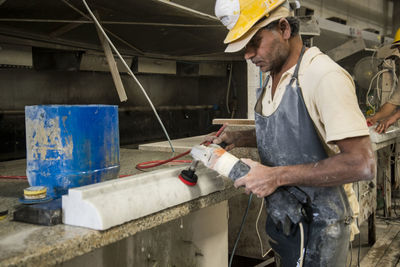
left=367, top=29, right=400, bottom=133
left=208, top=0, right=375, bottom=266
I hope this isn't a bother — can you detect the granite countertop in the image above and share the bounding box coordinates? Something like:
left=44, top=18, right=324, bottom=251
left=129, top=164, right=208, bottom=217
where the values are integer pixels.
left=0, top=149, right=239, bottom=267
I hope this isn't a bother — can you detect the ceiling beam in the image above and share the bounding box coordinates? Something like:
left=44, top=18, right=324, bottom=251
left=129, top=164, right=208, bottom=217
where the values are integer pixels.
left=60, top=0, right=144, bottom=54
left=49, top=15, right=89, bottom=38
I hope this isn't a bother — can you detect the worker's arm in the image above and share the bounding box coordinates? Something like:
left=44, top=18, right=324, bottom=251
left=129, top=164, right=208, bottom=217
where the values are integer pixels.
left=375, top=109, right=400, bottom=133
left=366, top=102, right=397, bottom=125
left=205, top=129, right=257, bottom=150
left=234, top=135, right=375, bottom=197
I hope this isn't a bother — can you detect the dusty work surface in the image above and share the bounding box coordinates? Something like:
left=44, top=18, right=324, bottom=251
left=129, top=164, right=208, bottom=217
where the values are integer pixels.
left=0, top=148, right=238, bottom=267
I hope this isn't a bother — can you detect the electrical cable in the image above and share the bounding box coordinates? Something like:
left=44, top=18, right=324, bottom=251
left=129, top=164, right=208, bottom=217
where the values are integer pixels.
left=366, top=55, right=398, bottom=114
left=255, top=197, right=272, bottom=258
left=298, top=222, right=305, bottom=267
left=229, top=193, right=253, bottom=267
left=348, top=238, right=353, bottom=267
left=230, top=72, right=238, bottom=119
left=135, top=152, right=192, bottom=170
left=255, top=197, right=303, bottom=267
left=226, top=63, right=233, bottom=114
left=357, top=182, right=361, bottom=267
left=383, top=57, right=398, bottom=101
left=366, top=69, right=389, bottom=109
left=0, top=175, right=27, bottom=180
left=81, top=0, right=175, bottom=153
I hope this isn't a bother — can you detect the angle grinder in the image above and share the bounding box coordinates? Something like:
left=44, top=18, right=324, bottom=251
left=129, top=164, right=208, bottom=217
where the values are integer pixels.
left=178, top=124, right=228, bottom=186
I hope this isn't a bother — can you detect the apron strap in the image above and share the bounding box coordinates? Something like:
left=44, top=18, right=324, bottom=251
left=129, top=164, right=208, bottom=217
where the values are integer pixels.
left=289, top=45, right=306, bottom=86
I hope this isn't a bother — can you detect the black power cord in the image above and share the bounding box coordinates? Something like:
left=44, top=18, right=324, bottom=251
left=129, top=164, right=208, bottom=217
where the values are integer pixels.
left=357, top=182, right=361, bottom=267
left=229, top=193, right=253, bottom=267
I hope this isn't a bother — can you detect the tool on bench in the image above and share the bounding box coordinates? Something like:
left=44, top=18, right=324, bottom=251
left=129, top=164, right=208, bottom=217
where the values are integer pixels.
left=136, top=124, right=228, bottom=184
left=18, top=186, right=53, bottom=205
left=178, top=125, right=227, bottom=186
left=190, top=143, right=250, bottom=182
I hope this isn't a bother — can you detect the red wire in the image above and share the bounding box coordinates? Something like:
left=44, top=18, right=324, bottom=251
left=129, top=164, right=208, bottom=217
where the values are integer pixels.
left=0, top=175, right=27, bottom=180
left=135, top=124, right=227, bottom=170
left=135, top=154, right=192, bottom=169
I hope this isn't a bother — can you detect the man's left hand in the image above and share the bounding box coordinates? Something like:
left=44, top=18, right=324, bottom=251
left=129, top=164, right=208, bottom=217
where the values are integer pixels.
left=233, top=158, right=279, bottom=198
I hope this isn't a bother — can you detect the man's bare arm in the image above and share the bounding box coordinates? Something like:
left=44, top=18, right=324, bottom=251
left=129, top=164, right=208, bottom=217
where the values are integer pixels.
left=234, top=135, right=375, bottom=197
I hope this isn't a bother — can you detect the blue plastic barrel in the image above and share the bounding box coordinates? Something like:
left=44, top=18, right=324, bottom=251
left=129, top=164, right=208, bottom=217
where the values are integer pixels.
left=25, top=105, right=120, bottom=198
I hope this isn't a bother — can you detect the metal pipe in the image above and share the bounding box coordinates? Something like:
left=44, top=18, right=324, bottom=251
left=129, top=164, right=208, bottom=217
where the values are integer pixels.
left=118, top=105, right=214, bottom=112
left=0, top=18, right=222, bottom=28
left=0, top=105, right=214, bottom=115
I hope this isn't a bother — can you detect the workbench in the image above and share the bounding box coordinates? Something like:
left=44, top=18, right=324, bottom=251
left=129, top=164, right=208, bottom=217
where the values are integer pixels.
left=2, top=126, right=399, bottom=266
left=0, top=149, right=240, bottom=267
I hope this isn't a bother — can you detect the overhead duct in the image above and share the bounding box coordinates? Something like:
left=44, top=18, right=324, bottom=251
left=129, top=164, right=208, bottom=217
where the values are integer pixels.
left=32, top=47, right=83, bottom=71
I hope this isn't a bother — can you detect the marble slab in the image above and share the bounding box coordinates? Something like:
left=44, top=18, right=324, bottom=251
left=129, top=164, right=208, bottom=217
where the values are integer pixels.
left=62, top=166, right=225, bottom=230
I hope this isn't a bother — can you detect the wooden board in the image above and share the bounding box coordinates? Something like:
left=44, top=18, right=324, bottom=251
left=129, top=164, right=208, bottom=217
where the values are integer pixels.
left=212, top=119, right=255, bottom=125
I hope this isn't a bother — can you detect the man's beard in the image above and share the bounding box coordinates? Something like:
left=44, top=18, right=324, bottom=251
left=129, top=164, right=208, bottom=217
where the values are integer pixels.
left=269, top=40, right=290, bottom=75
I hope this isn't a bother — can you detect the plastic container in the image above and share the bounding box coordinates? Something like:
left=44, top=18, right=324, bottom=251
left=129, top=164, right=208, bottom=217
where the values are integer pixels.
left=25, top=105, right=120, bottom=198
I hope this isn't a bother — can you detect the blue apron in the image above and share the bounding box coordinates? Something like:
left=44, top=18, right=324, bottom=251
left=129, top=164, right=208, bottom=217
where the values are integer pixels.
left=254, top=46, right=352, bottom=266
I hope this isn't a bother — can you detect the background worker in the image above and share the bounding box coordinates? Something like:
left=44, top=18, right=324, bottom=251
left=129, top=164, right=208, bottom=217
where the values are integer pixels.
left=210, top=0, right=375, bottom=266
left=367, top=30, right=400, bottom=133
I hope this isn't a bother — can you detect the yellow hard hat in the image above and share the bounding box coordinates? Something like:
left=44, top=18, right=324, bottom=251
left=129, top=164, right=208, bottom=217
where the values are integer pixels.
left=215, top=0, right=293, bottom=52
left=392, top=28, right=400, bottom=49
